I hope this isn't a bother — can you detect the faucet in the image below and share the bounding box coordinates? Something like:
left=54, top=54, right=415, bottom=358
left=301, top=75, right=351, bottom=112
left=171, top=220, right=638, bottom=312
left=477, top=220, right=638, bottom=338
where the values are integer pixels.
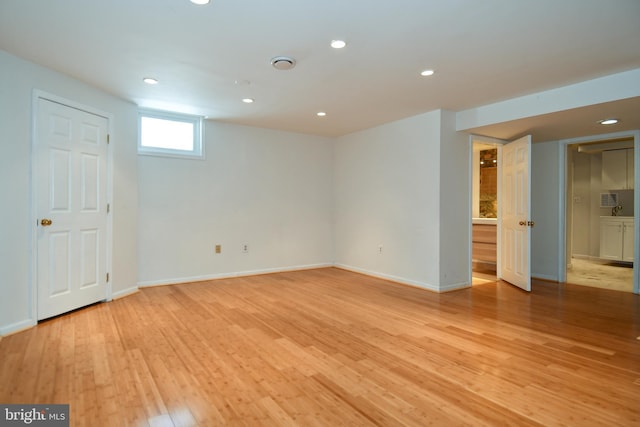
left=612, top=205, right=623, bottom=216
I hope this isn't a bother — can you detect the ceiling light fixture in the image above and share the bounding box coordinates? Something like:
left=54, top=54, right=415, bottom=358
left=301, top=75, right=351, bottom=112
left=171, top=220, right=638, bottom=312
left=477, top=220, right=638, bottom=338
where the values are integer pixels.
left=599, top=118, right=619, bottom=125
left=143, top=77, right=158, bottom=85
left=330, top=40, right=347, bottom=49
left=190, top=0, right=210, bottom=5
left=420, top=69, right=435, bottom=77
left=271, top=56, right=296, bottom=70
left=242, top=98, right=254, bottom=103
left=317, top=112, right=327, bottom=117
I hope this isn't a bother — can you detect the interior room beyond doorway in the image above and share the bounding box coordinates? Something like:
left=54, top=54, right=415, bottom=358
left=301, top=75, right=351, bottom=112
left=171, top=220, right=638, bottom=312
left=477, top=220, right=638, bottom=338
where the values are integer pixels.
left=566, top=138, right=635, bottom=292
left=472, top=142, right=498, bottom=284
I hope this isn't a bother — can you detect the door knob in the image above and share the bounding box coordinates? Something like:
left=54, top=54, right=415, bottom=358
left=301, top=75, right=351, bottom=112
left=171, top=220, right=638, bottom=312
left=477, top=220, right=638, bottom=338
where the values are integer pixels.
left=519, top=221, right=526, bottom=226
left=40, top=218, right=52, bottom=226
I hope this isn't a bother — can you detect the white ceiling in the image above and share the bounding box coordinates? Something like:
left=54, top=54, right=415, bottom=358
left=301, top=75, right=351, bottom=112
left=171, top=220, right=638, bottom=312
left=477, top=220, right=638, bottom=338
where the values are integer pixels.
left=2, top=0, right=639, bottom=139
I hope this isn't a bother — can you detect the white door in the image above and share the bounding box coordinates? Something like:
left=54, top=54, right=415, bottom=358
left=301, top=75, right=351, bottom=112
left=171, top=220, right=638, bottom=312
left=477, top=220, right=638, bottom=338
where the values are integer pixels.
left=500, top=135, right=532, bottom=291
left=36, top=98, right=109, bottom=320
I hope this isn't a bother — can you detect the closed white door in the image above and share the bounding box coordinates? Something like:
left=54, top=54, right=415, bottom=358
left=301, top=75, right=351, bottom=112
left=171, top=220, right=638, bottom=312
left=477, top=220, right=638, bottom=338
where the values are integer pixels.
left=36, top=98, right=109, bottom=320
left=500, top=135, right=532, bottom=291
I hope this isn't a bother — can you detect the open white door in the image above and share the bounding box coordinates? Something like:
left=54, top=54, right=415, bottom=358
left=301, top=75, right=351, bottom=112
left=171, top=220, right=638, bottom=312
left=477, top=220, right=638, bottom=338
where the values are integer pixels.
left=500, top=135, right=532, bottom=291
left=35, top=97, right=109, bottom=319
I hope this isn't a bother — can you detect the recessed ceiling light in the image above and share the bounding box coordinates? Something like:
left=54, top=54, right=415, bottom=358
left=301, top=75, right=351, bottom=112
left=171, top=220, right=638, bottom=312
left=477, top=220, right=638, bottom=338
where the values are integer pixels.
left=420, top=69, right=435, bottom=77
left=143, top=77, right=158, bottom=85
left=599, top=118, right=619, bottom=125
left=190, top=0, right=210, bottom=5
left=317, top=112, right=327, bottom=117
left=242, top=98, right=254, bottom=104
left=330, top=40, right=347, bottom=49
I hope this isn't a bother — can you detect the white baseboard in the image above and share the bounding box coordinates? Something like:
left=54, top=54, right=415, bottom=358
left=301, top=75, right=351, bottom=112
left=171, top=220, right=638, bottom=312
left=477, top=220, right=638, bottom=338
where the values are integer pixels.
left=111, top=286, right=139, bottom=300
left=334, top=264, right=446, bottom=292
left=0, top=318, right=36, bottom=337
left=570, top=254, right=597, bottom=260
left=438, top=281, right=473, bottom=292
left=0, top=263, right=476, bottom=336
left=532, top=273, right=559, bottom=282
left=139, top=262, right=469, bottom=293
left=137, top=263, right=334, bottom=287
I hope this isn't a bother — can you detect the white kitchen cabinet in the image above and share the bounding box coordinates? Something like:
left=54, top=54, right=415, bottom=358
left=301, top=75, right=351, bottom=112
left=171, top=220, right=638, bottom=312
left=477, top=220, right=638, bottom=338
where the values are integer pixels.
left=621, top=220, right=634, bottom=262
left=627, top=149, right=635, bottom=190
left=602, top=149, right=634, bottom=190
left=600, top=217, right=634, bottom=262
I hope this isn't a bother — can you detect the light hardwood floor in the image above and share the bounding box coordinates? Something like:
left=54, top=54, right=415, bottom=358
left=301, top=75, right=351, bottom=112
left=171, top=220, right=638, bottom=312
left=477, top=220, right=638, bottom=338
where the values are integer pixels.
left=1, top=268, right=638, bottom=426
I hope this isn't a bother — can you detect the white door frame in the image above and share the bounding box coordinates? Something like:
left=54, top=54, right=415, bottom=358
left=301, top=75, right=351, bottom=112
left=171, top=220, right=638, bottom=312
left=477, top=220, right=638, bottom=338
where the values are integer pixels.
left=30, top=90, right=114, bottom=322
left=558, top=129, right=639, bottom=294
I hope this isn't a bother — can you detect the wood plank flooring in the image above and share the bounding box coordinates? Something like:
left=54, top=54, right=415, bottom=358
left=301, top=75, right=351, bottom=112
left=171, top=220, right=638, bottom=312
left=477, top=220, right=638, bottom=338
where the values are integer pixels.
left=1, top=268, right=639, bottom=426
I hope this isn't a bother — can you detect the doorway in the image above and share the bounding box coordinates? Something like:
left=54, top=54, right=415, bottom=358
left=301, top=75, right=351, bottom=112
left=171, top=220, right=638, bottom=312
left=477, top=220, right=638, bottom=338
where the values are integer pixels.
left=564, top=135, right=637, bottom=293
left=471, top=138, right=500, bottom=285
left=470, top=134, right=534, bottom=291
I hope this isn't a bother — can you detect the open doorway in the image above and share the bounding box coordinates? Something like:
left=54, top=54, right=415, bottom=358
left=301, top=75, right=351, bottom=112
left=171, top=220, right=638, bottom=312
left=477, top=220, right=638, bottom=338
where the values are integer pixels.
left=471, top=138, right=500, bottom=285
left=565, top=137, right=636, bottom=292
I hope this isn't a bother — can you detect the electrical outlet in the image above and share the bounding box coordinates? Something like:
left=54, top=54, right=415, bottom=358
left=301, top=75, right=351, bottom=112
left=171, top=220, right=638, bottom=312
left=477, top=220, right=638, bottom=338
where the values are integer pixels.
left=215, top=244, right=221, bottom=254
left=242, top=244, right=249, bottom=253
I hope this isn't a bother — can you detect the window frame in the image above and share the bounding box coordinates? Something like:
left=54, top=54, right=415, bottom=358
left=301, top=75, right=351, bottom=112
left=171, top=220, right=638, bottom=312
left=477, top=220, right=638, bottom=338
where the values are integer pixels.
left=138, top=109, right=204, bottom=159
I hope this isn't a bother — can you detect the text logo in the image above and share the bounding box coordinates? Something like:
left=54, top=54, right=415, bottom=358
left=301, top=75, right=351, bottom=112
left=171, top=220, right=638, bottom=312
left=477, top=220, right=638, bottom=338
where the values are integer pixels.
left=1, top=405, right=69, bottom=426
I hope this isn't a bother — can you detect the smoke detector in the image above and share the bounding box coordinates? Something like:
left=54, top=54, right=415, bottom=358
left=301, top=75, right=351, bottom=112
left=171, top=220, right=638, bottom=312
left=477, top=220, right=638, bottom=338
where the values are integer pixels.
left=271, top=56, right=296, bottom=70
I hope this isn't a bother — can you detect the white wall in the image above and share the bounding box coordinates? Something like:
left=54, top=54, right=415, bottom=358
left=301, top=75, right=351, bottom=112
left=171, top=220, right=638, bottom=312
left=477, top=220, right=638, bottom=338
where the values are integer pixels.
left=571, top=150, right=594, bottom=256
left=334, top=110, right=470, bottom=291
left=137, top=122, right=334, bottom=285
left=0, top=50, right=138, bottom=335
left=438, top=110, right=471, bottom=288
left=531, top=140, right=560, bottom=280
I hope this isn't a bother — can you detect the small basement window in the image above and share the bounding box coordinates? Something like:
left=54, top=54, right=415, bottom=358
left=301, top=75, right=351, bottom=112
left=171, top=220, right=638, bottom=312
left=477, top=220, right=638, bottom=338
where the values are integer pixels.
left=138, top=110, right=203, bottom=159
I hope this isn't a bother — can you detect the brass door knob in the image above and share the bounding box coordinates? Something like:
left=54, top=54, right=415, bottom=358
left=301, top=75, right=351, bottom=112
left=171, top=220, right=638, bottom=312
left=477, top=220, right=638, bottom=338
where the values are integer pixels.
left=519, top=221, right=526, bottom=226
left=40, top=218, right=52, bottom=226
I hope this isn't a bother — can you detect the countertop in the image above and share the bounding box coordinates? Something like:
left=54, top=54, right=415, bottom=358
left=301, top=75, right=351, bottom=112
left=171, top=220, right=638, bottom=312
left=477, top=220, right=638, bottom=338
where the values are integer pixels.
left=472, top=218, right=497, bottom=225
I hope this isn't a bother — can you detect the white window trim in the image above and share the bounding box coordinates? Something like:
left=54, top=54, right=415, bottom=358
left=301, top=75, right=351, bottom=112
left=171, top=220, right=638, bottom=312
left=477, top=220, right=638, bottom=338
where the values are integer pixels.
left=138, top=109, right=204, bottom=159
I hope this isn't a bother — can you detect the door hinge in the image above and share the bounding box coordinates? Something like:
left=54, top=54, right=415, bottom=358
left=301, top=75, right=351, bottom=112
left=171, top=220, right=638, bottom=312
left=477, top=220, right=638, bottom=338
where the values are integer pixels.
left=107, top=134, right=110, bottom=144
left=106, top=273, right=110, bottom=282
left=107, top=203, right=110, bottom=214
